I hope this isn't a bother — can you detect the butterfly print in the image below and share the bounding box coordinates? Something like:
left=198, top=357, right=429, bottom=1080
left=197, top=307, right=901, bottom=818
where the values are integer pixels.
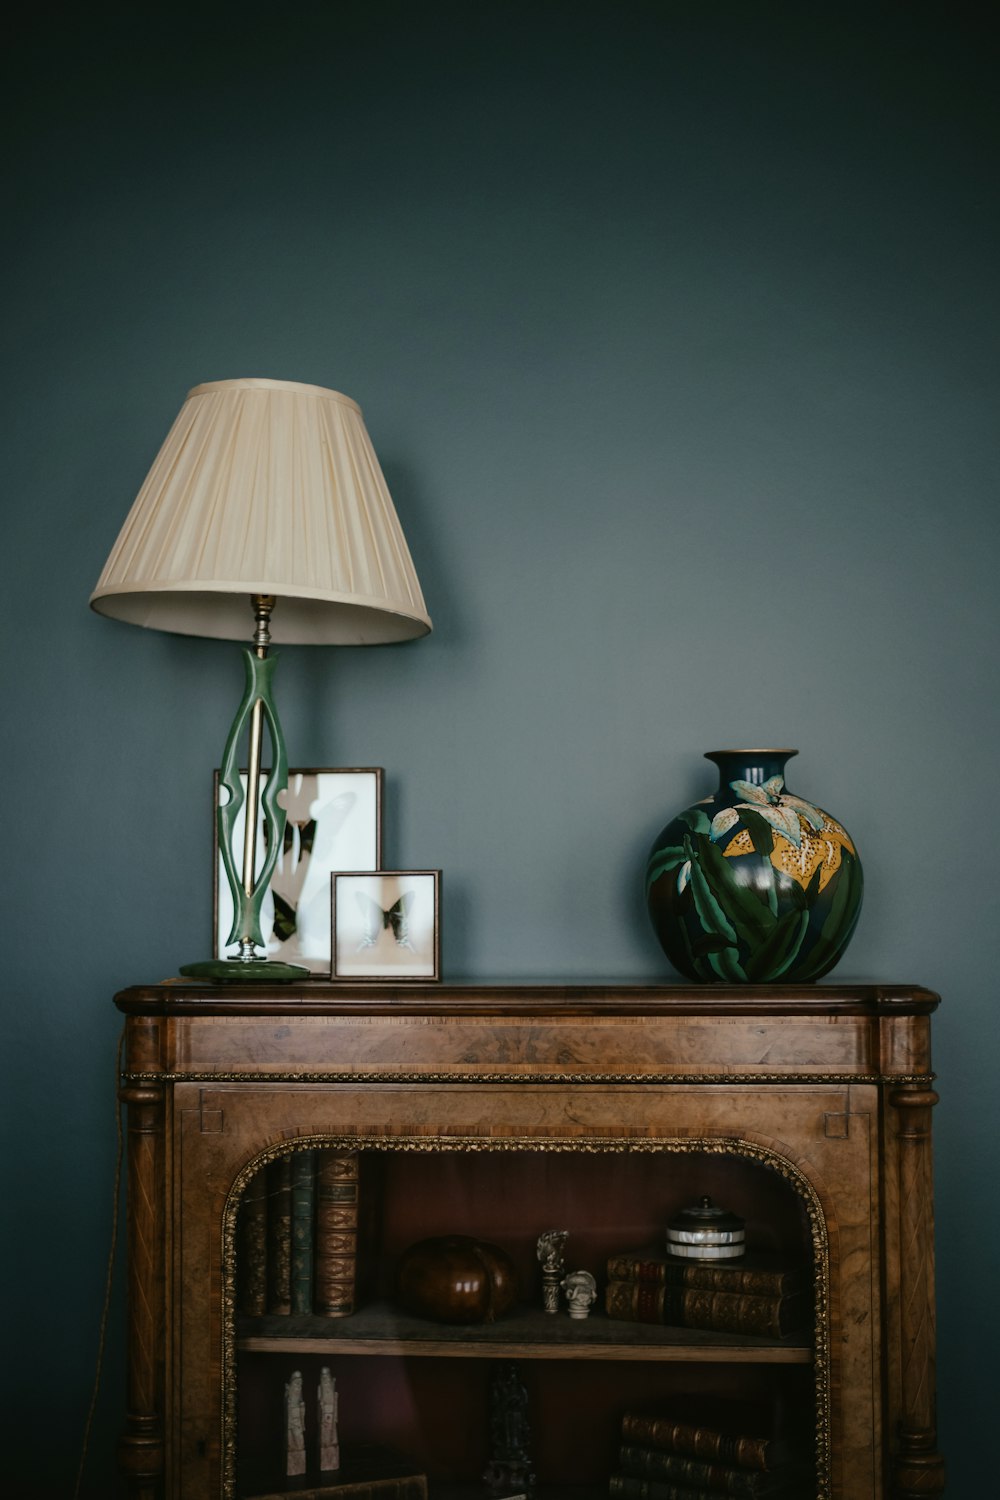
left=355, top=891, right=415, bottom=951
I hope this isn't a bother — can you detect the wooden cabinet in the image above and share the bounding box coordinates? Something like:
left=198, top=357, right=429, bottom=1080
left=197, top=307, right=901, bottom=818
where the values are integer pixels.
left=115, top=982, right=946, bottom=1500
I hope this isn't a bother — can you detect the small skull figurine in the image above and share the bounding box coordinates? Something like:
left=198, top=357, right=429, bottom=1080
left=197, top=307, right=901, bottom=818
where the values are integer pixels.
left=561, top=1269, right=597, bottom=1319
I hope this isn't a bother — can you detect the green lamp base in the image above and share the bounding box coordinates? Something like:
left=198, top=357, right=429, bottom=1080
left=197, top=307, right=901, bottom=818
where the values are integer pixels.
left=179, top=958, right=309, bottom=984
left=187, top=602, right=309, bottom=990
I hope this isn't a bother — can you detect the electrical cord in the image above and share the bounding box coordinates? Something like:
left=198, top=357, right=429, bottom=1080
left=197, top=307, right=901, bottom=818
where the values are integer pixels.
left=73, top=1027, right=125, bottom=1500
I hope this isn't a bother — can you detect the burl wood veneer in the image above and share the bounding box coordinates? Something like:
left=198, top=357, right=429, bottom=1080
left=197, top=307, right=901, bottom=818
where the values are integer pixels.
left=115, top=982, right=945, bottom=1500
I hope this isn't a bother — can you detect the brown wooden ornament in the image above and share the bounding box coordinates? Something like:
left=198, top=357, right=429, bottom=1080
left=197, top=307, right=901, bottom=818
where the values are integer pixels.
left=397, top=1235, right=518, bottom=1323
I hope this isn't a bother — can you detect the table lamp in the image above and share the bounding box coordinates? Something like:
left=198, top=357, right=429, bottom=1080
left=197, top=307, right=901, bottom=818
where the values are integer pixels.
left=91, top=377, right=432, bottom=981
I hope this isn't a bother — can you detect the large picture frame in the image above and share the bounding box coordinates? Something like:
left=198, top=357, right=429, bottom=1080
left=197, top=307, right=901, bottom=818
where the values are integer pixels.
left=331, top=870, right=441, bottom=981
left=214, top=768, right=383, bottom=975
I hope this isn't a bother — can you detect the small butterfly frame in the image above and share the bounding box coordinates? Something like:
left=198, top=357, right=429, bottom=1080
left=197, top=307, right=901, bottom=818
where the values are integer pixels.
left=331, top=870, right=441, bottom=981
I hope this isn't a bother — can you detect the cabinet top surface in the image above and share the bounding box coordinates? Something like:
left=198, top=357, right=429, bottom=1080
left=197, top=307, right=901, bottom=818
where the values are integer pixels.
left=115, top=979, right=939, bottom=1018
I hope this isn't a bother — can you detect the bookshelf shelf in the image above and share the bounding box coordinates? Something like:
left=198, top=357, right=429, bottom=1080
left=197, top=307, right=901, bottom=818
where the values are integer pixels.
left=116, top=981, right=946, bottom=1500
left=236, top=1302, right=813, bottom=1363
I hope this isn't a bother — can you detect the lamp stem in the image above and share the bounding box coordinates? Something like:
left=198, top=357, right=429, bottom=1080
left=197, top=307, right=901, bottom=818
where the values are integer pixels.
left=241, top=595, right=275, bottom=903
left=180, top=592, right=307, bottom=981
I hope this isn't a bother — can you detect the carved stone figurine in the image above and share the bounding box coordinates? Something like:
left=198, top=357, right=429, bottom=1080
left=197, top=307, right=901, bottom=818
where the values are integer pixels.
left=561, top=1269, right=597, bottom=1319
left=285, top=1369, right=306, bottom=1477
left=318, top=1366, right=340, bottom=1472
left=482, top=1360, right=536, bottom=1497
left=536, top=1229, right=568, bottom=1314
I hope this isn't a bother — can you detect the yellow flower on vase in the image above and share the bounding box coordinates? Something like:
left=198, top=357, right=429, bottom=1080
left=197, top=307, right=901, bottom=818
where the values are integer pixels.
left=720, top=814, right=855, bottom=891
left=709, top=776, right=856, bottom=892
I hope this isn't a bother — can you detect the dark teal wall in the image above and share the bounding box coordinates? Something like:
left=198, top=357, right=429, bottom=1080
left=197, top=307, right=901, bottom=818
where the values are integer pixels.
left=4, top=3, right=997, bottom=1491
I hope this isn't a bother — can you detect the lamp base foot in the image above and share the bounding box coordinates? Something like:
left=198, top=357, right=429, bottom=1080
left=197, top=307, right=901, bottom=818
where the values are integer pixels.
left=178, top=958, right=309, bottom=984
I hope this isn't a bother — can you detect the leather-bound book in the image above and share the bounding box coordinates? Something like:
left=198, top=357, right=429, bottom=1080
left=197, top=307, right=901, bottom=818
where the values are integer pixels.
left=607, top=1247, right=805, bottom=1299
left=290, top=1150, right=316, bottom=1315
left=315, top=1150, right=360, bottom=1317
left=605, top=1280, right=805, bottom=1338
left=246, top=1476, right=427, bottom=1500
left=620, top=1411, right=794, bottom=1473
left=266, top=1155, right=293, bottom=1316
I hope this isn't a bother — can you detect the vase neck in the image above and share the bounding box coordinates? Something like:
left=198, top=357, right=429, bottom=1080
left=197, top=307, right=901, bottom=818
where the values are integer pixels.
left=705, top=749, right=798, bottom=792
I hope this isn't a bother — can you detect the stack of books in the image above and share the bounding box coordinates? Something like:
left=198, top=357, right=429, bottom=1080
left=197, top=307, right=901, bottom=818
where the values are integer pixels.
left=236, top=1148, right=360, bottom=1318
left=604, top=1247, right=808, bottom=1338
left=609, top=1411, right=809, bottom=1499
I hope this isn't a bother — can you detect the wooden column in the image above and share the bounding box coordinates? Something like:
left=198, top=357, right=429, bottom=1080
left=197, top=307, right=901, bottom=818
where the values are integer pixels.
left=888, top=1083, right=946, bottom=1498
left=119, top=1016, right=166, bottom=1500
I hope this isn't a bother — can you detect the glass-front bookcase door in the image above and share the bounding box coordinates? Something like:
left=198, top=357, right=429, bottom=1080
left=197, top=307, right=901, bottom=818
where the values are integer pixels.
left=231, top=1144, right=821, bottom=1500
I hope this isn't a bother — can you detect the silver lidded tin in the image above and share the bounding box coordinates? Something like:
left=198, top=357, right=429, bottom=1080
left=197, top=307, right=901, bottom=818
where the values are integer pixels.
left=665, top=1195, right=746, bottom=1260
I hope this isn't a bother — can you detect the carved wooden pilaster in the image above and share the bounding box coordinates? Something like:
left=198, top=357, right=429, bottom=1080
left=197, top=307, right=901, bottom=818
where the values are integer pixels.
left=119, top=1017, right=166, bottom=1500
left=888, top=1084, right=946, bottom=1498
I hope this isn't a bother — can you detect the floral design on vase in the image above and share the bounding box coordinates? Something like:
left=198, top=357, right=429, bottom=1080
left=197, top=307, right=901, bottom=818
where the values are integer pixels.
left=645, top=750, right=863, bottom=984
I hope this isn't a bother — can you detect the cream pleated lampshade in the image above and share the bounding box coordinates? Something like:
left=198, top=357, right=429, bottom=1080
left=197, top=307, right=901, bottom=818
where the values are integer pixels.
left=90, top=377, right=432, bottom=644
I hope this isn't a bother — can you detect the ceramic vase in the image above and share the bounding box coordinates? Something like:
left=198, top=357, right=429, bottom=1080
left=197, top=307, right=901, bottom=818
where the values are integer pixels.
left=645, top=749, right=863, bottom=984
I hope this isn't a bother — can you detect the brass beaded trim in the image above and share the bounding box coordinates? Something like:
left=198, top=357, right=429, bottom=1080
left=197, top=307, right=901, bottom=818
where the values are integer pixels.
left=220, top=1134, right=833, bottom=1500
left=125, top=1069, right=932, bottom=1086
